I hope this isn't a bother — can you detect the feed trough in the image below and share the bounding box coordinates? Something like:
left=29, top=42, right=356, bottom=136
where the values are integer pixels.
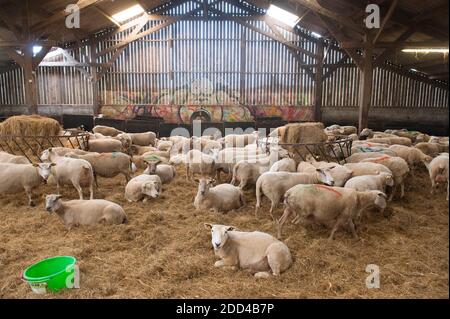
left=261, top=136, right=353, bottom=163
left=0, top=131, right=90, bottom=163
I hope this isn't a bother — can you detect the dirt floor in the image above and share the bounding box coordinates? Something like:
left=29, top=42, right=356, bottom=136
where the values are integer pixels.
left=0, top=165, right=448, bottom=299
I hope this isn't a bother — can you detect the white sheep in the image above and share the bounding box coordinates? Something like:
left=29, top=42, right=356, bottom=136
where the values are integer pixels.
left=224, top=131, right=259, bottom=148
left=124, top=174, right=162, bottom=203
left=194, top=178, right=245, bottom=213
left=230, top=149, right=285, bottom=189
left=279, top=185, right=387, bottom=239
left=360, top=156, right=410, bottom=200
left=269, top=157, right=296, bottom=172
left=204, top=223, right=292, bottom=278
left=0, top=151, right=29, bottom=164
left=41, top=148, right=94, bottom=200
left=0, top=162, right=55, bottom=206
left=344, top=172, right=394, bottom=193
left=424, top=153, right=449, bottom=200
left=343, top=162, right=393, bottom=177
left=185, top=149, right=217, bottom=181
left=255, top=169, right=334, bottom=220
left=143, top=160, right=176, bottom=183
left=297, top=161, right=353, bottom=187
left=388, top=144, right=432, bottom=174
left=65, top=151, right=134, bottom=186
left=45, top=194, right=127, bottom=228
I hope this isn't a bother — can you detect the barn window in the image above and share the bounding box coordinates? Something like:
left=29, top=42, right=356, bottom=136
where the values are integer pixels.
left=112, top=4, right=145, bottom=23
left=266, top=4, right=300, bottom=28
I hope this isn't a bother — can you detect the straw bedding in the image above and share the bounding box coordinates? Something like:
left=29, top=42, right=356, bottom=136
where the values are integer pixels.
left=0, top=166, right=447, bottom=298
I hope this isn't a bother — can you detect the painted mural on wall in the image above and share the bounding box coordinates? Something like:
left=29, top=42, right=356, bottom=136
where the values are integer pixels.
left=100, top=78, right=313, bottom=123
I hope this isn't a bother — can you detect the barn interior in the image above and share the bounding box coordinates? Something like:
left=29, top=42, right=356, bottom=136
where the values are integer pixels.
left=0, top=0, right=448, bottom=135
left=0, top=0, right=448, bottom=299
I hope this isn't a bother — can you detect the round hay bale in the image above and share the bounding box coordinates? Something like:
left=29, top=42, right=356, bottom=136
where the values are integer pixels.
left=0, top=115, right=61, bottom=137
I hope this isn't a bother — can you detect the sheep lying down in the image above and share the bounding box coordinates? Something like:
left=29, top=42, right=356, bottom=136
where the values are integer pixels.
left=45, top=194, right=127, bottom=228
left=205, top=223, right=292, bottom=278
left=194, top=178, right=245, bottom=213
left=279, top=184, right=387, bottom=240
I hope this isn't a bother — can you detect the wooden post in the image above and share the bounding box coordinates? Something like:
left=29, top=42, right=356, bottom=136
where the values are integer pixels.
left=314, top=39, right=324, bottom=122
left=90, top=41, right=99, bottom=115
left=23, top=44, right=38, bottom=114
left=358, top=33, right=374, bottom=133
left=239, top=28, right=246, bottom=106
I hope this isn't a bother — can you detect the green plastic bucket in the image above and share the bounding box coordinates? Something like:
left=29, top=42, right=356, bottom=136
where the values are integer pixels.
left=22, top=256, right=77, bottom=293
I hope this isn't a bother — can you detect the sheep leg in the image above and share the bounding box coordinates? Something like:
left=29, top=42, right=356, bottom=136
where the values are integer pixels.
left=347, top=219, right=359, bottom=239
left=400, top=181, right=405, bottom=198
left=185, top=166, right=190, bottom=181
left=388, top=184, right=397, bottom=201
left=214, top=258, right=235, bottom=268
left=329, top=217, right=345, bottom=241
left=430, top=178, right=436, bottom=194
left=93, top=173, right=99, bottom=189
left=277, top=207, right=293, bottom=239
left=238, top=178, right=247, bottom=190
left=24, top=187, right=35, bottom=207
left=56, top=178, right=61, bottom=195
left=73, top=182, right=84, bottom=200
left=269, top=200, right=278, bottom=221
left=89, top=181, right=94, bottom=200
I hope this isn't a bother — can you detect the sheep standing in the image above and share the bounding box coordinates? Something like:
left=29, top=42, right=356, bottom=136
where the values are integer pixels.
left=88, top=138, right=123, bottom=153
left=92, top=125, right=123, bottom=137
left=0, top=151, right=29, bottom=164
left=255, top=169, right=334, bottom=220
left=185, top=149, right=217, bottom=181
left=45, top=194, right=127, bottom=228
left=0, top=162, right=55, bottom=206
left=360, top=156, right=410, bottom=200
left=128, top=132, right=157, bottom=146
left=204, top=223, right=292, bottom=278
left=41, top=148, right=94, bottom=200
left=388, top=145, right=432, bottom=174
left=65, top=151, right=134, bottom=186
left=279, top=185, right=387, bottom=239
left=424, top=153, right=449, bottom=200
left=194, top=178, right=245, bottom=213
left=269, top=158, right=296, bottom=172
left=297, top=161, right=353, bottom=187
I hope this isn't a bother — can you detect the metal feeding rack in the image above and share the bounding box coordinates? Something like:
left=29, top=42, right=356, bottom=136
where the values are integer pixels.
left=261, top=136, right=353, bottom=163
left=0, top=131, right=90, bottom=163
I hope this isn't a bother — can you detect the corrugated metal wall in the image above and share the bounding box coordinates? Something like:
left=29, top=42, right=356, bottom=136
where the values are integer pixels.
left=0, top=0, right=448, bottom=111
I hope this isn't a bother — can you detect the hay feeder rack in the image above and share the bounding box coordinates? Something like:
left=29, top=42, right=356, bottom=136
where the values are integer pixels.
left=261, top=136, right=353, bottom=163
left=0, top=131, right=90, bottom=163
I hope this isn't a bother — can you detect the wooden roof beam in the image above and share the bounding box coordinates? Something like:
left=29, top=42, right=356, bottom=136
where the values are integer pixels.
left=315, top=14, right=363, bottom=70
left=342, top=41, right=449, bottom=49
left=373, top=0, right=398, bottom=44
left=292, top=0, right=365, bottom=37
left=373, top=27, right=416, bottom=66
left=93, top=5, right=121, bottom=27
left=32, top=0, right=104, bottom=34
